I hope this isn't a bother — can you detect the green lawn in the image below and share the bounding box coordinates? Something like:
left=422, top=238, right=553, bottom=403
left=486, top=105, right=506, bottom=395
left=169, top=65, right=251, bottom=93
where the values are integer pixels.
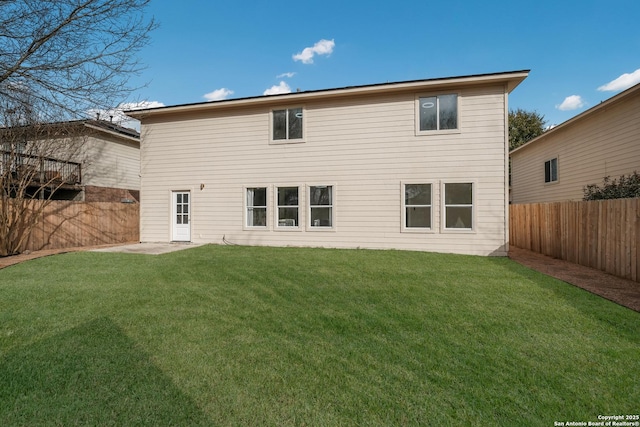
left=0, top=245, right=638, bottom=426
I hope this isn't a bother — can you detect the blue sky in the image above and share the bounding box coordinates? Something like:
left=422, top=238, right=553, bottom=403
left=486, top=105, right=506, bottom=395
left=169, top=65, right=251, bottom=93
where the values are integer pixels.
left=123, top=0, right=640, bottom=128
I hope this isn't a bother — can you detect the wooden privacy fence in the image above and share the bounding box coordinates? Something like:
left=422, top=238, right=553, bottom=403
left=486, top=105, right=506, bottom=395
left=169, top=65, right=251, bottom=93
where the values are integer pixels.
left=24, top=201, right=139, bottom=252
left=510, top=199, right=640, bottom=282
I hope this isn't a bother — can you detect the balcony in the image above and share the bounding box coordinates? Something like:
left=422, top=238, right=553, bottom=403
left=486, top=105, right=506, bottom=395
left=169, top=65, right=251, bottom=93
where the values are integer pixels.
left=1, top=151, right=82, bottom=187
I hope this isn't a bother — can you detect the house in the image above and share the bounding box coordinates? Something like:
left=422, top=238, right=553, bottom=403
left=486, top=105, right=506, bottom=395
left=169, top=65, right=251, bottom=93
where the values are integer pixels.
left=510, top=82, right=640, bottom=204
left=127, top=70, right=529, bottom=256
left=1, top=119, right=140, bottom=202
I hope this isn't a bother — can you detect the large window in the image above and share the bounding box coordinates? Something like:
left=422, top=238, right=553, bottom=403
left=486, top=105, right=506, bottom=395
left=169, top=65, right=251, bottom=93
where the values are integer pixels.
left=277, top=186, right=299, bottom=227
left=246, top=187, right=267, bottom=227
left=418, top=94, right=458, bottom=131
left=309, top=185, right=333, bottom=228
left=545, top=158, right=558, bottom=183
left=444, top=182, right=473, bottom=230
left=404, top=183, right=432, bottom=229
left=273, top=108, right=303, bottom=141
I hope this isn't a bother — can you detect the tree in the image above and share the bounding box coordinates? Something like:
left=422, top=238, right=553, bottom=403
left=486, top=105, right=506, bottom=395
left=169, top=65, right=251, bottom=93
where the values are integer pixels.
left=508, top=108, right=546, bottom=151
left=0, top=0, right=155, bottom=121
left=0, top=0, right=155, bottom=256
left=583, top=172, right=640, bottom=201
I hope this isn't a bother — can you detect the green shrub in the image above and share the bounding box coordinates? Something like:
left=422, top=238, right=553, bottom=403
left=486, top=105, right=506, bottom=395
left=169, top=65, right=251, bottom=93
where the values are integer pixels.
left=583, top=171, right=640, bottom=200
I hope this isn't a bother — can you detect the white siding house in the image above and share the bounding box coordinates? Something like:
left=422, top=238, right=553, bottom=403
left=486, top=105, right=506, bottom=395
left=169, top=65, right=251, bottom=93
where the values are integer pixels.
left=510, top=82, right=640, bottom=204
left=128, top=71, right=528, bottom=256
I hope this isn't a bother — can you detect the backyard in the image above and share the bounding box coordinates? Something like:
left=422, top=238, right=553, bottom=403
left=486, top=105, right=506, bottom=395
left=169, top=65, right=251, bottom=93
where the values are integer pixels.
left=0, top=245, right=638, bottom=426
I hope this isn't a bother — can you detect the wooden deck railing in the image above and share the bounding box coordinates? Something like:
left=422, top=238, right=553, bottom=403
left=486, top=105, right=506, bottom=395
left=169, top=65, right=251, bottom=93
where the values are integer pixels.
left=1, top=151, right=81, bottom=185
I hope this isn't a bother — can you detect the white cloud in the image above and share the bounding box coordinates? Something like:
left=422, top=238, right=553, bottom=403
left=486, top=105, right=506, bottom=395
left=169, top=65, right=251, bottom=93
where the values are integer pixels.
left=556, top=95, right=586, bottom=111
left=277, top=72, right=296, bottom=79
left=90, top=100, right=165, bottom=131
left=292, top=39, right=335, bottom=64
left=263, top=81, right=291, bottom=96
left=203, top=88, right=234, bottom=101
left=597, top=68, right=640, bottom=91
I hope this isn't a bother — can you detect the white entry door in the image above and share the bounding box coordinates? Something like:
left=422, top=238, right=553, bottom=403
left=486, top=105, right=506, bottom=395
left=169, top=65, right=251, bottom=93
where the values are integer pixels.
left=172, top=191, right=191, bottom=241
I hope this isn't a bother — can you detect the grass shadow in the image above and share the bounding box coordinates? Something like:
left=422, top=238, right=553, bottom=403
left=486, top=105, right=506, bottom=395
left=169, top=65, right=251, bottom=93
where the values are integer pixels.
left=0, top=317, right=211, bottom=426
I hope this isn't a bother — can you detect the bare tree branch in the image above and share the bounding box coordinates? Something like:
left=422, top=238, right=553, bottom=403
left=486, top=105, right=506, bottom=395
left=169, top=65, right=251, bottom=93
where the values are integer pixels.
left=0, top=0, right=156, bottom=121
left=0, top=0, right=154, bottom=256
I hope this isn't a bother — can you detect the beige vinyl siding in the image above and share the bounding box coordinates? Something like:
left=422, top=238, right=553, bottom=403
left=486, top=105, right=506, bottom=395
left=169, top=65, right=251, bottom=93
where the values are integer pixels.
left=139, top=85, right=510, bottom=255
left=81, top=134, right=140, bottom=190
left=511, top=89, right=640, bottom=204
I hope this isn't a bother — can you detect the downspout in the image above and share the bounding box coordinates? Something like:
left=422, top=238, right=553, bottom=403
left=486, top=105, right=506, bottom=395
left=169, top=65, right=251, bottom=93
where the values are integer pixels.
left=504, top=83, right=510, bottom=255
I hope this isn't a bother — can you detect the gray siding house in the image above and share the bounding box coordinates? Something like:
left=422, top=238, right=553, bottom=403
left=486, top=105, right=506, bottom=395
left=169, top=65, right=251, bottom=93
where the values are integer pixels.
left=128, top=70, right=528, bottom=256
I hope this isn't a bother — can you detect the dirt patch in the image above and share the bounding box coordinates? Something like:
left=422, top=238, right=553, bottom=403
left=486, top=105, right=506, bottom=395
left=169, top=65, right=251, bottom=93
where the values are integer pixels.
left=509, top=246, right=640, bottom=312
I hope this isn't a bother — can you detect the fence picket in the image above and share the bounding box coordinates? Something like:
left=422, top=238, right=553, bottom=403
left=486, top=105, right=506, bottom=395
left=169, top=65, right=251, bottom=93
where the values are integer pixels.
left=18, top=201, right=139, bottom=252
left=510, top=199, right=640, bottom=283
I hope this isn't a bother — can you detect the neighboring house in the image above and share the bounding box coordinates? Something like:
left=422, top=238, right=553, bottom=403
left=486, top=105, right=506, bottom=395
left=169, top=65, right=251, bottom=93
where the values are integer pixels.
left=1, top=119, right=140, bottom=202
left=510, top=82, right=640, bottom=204
left=127, top=70, right=529, bottom=256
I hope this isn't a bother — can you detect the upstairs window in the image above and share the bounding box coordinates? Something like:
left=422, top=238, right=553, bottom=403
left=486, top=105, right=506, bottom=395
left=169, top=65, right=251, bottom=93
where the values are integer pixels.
left=545, top=158, right=558, bottom=183
left=418, top=94, right=458, bottom=132
left=273, top=108, right=303, bottom=141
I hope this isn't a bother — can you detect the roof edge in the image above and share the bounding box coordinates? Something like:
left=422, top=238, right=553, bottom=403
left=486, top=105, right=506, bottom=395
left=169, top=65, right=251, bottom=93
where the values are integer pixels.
left=510, top=81, right=640, bottom=155
left=127, top=69, right=530, bottom=118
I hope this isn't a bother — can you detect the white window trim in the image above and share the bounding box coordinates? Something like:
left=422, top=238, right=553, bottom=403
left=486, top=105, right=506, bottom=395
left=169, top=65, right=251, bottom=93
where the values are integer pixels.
left=269, top=106, right=306, bottom=145
left=544, top=156, right=559, bottom=184
left=415, top=92, right=461, bottom=136
left=243, top=185, right=270, bottom=231
left=401, top=181, right=437, bottom=233
left=441, top=180, right=476, bottom=233
left=275, top=184, right=302, bottom=231
left=307, top=184, right=336, bottom=231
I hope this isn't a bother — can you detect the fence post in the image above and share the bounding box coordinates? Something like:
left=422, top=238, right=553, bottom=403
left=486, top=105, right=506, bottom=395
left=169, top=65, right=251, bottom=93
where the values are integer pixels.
left=510, top=199, right=640, bottom=283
